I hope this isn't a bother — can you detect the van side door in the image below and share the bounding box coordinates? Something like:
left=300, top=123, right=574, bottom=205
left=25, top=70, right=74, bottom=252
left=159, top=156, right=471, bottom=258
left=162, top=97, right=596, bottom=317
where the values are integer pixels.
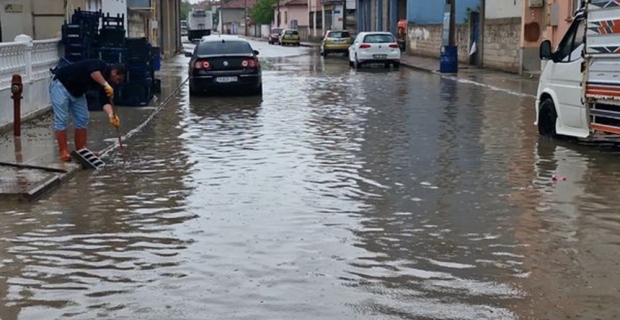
left=549, top=18, right=587, bottom=129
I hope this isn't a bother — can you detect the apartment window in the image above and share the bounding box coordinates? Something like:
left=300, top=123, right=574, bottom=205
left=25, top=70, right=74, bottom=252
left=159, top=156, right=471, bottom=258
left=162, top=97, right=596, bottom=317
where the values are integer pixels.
left=285, top=11, right=288, bottom=24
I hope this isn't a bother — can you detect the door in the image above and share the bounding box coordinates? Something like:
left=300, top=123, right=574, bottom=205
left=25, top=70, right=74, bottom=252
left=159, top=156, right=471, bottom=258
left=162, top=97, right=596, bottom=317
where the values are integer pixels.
left=469, top=11, right=480, bottom=66
left=549, top=18, right=586, bottom=129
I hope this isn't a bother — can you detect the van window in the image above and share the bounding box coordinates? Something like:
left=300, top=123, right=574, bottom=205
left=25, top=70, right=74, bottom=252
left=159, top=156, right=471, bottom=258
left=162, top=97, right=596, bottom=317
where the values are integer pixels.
left=556, top=19, right=585, bottom=62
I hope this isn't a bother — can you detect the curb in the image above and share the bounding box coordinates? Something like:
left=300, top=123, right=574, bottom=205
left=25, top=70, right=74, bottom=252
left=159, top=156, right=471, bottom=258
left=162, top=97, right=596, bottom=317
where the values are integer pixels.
left=399, top=61, right=536, bottom=98
left=0, top=106, right=53, bottom=135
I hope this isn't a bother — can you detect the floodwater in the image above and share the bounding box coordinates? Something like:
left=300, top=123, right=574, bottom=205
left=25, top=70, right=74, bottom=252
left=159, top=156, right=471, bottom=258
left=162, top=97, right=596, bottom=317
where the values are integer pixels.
left=1, top=40, right=620, bottom=320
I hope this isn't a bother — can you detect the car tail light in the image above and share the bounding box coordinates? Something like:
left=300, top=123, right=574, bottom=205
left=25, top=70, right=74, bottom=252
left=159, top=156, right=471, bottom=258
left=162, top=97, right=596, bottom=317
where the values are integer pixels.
left=194, top=60, right=210, bottom=69
left=389, top=43, right=399, bottom=48
left=242, top=58, right=258, bottom=68
left=359, top=44, right=371, bottom=49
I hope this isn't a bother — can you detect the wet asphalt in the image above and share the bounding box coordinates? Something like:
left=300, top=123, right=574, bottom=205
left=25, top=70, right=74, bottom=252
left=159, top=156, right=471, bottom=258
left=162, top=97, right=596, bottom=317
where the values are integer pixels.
left=0, top=39, right=619, bottom=320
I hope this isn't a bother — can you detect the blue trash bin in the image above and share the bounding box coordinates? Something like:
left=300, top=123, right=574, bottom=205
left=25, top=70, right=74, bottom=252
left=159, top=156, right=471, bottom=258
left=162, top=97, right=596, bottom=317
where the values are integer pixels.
left=152, top=47, right=161, bottom=71
left=440, top=46, right=458, bottom=73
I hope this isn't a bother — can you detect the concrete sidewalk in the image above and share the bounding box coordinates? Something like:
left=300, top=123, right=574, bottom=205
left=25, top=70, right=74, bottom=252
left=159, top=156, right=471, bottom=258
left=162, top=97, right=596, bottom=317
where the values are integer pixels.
left=0, top=56, right=188, bottom=202
left=399, top=55, right=539, bottom=98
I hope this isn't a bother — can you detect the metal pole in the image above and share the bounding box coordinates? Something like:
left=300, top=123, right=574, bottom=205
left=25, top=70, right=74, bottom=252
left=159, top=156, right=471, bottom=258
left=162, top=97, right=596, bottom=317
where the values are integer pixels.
left=277, top=0, right=280, bottom=27
left=343, top=0, right=347, bottom=30
left=479, top=0, right=485, bottom=68
left=11, top=74, right=23, bottom=137
left=245, top=0, right=248, bottom=36
left=447, top=0, right=455, bottom=46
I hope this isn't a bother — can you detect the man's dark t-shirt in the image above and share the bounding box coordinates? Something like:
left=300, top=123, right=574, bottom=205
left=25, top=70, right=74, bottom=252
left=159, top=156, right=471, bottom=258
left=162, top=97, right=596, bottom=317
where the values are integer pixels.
left=55, top=59, right=108, bottom=98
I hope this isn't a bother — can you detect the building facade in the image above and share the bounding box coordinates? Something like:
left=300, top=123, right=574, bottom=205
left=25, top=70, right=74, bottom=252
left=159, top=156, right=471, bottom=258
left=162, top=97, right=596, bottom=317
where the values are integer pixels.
left=405, top=0, right=479, bottom=63
left=357, top=0, right=406, bottom=35
left=273, top=0, right=309, bottom=30
left=483, top=0, right=522, bottom=73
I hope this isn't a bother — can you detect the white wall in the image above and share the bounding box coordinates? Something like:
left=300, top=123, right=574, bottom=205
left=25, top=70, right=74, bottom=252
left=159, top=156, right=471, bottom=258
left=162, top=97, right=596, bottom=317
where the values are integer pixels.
left=102, top=0, right=128, bottom=35
left=0, top=0, right=34, bottom=41
left=0, top=0, right=81, bottom=41
left=0, top=37, right=62, bottom=130
left=486, top=0, right=522, bottom=19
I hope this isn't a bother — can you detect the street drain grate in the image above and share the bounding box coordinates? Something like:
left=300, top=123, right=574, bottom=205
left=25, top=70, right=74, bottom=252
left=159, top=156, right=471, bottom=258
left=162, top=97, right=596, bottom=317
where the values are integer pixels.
left=71, top=148, right=105, bottom=170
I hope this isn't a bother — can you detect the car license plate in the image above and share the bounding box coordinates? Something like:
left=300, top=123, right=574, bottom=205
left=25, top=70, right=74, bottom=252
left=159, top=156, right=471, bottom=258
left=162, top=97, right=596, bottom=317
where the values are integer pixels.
left=373, top=54, right=387, bottom=59
left=216, top=76, right=238, bottom=83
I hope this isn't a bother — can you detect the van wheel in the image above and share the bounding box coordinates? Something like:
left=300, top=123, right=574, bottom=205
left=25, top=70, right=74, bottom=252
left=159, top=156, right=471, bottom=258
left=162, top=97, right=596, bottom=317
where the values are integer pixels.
left=538, top=99, right=558, bottom=137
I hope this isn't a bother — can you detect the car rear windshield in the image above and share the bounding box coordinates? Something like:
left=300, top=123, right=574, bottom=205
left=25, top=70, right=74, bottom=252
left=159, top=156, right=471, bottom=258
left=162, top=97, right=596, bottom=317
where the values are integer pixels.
left=328, top=31, right=350, bottom=38
left=197, top=41, right=253, bottom=55
left=285, top=30, right=299, bottom=35
left=363, top=34, right=395, bottom=43
left=272, top=28, right=282, bottom=33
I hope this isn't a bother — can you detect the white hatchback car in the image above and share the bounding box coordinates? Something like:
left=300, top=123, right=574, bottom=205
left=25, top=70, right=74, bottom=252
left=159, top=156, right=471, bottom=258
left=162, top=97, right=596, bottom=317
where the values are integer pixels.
left=349, top=32, right=401, bottom=68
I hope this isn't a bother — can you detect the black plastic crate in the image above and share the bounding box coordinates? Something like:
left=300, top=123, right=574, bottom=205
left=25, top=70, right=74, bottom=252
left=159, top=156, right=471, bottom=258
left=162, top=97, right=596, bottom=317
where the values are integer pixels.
left=65, top=53, right=87, bottom=63
left=98, top=28, right=125, bottom=46
left=102, top=13, right=125, bottom=28
left=86, top=89, right=104, bottom=111
left=126, top=37, right=149, bottom=47
left=116, top=79, right=153, bottom=106
left=71, top=8, right=102, bottom=24
left=127, top=71, right=154, bottom=83
left=97, top=47, right=126, bottom=63
left=152, top=78, right=161, bottom=94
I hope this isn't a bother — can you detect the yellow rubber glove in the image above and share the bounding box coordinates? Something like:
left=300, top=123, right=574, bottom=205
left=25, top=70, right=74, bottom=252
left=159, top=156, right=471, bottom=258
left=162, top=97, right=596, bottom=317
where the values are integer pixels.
left=109, top=114, right=120, bottom=128
left=103, top=82, right=114, bottom=98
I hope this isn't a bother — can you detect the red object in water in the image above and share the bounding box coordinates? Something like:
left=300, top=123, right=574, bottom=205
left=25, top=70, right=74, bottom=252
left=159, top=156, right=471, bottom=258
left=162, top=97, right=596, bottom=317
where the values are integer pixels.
left=552, top=174, right=567, bottom=181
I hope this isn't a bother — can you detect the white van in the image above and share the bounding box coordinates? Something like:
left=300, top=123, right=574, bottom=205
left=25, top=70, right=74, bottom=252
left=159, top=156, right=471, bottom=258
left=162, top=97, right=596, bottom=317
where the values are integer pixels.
left=536, top=0, right=620, bottom=141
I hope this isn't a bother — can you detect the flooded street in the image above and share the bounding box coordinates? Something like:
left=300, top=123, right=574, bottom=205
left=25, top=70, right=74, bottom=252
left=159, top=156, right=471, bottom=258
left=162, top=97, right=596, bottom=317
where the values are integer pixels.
left=1, top=40, right=620, bottom=319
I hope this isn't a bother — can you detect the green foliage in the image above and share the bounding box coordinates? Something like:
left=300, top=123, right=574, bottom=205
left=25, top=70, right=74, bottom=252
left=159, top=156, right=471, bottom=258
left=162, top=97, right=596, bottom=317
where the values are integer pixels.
left=251, top=0, right=277, bottom=25
left=181, top=0, right=191, bottom=21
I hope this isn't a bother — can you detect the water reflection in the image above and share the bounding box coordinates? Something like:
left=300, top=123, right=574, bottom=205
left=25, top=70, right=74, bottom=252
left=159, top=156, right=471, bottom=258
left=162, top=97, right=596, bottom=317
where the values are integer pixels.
left=1, top=50, right=620, bottom=320
left=0, top=95, right=196, bottom=320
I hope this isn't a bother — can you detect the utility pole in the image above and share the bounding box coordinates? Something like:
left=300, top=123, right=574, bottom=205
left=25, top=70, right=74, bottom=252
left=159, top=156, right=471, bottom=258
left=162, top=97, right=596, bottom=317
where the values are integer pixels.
left=245, top=0, right=250, bottom=36
left=440, top=0, right=457, bottom=73
left=447, top=0, right=455, bottom=46
left=342, top=0, right=347, bottom=30
left=277, top=0, right=280, bottom=28
left=479, top=0, right=485, bottom=68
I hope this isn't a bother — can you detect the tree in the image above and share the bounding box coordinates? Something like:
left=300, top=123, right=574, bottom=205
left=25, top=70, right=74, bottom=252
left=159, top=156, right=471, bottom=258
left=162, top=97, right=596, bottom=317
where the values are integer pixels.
left=250, top=0, right=277, bottom=25
left=181, top=0, right=191, bottom=21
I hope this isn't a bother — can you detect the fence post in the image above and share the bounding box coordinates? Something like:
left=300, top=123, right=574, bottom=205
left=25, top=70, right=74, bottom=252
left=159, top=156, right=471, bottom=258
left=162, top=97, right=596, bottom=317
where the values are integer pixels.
left=14, top=35, right=34, bottom=82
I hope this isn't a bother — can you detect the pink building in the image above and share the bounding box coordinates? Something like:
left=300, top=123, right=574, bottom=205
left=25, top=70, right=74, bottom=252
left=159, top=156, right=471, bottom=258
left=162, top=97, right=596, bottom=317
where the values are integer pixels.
left=273, top=0, right=309, bottom=30
left=543, top=0, right=582, bottom=46
left=520, top=0, right=581, bottom=73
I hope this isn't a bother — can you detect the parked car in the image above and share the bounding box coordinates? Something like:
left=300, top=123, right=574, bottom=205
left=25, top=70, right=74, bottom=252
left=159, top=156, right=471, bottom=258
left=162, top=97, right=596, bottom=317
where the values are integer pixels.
left=268, top=28, right=283, bottom=44
left=279, top=29, right=300, bottom=46
left=320, top=30, right=353, bottom=56
left=181, top=20, right=188, bottom=36
left=349, top=32, right=400, bottom=69
left=186, top=35, right=262, bottom=96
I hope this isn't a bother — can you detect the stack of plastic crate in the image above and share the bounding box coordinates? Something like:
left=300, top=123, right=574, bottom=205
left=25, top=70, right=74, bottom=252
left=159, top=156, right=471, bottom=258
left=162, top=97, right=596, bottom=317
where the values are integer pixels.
left=115, top=37, right=155, bottom=106
left=62, top=8, right=102, bottom=62
left=97, top=13, right=126, bottom=53
left=89, top=13, right=127, bottom=110
left=97, top=13, right=127, bottom=64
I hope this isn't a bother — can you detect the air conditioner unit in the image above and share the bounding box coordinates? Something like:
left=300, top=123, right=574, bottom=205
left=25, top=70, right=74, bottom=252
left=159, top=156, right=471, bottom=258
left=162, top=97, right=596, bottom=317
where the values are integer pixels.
left=529, top=0, right=544, bottom=8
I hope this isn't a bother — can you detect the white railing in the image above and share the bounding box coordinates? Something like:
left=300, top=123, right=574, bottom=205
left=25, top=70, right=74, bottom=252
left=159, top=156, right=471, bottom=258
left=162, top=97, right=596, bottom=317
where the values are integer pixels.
left=0, top=35, right=62, bottom=131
